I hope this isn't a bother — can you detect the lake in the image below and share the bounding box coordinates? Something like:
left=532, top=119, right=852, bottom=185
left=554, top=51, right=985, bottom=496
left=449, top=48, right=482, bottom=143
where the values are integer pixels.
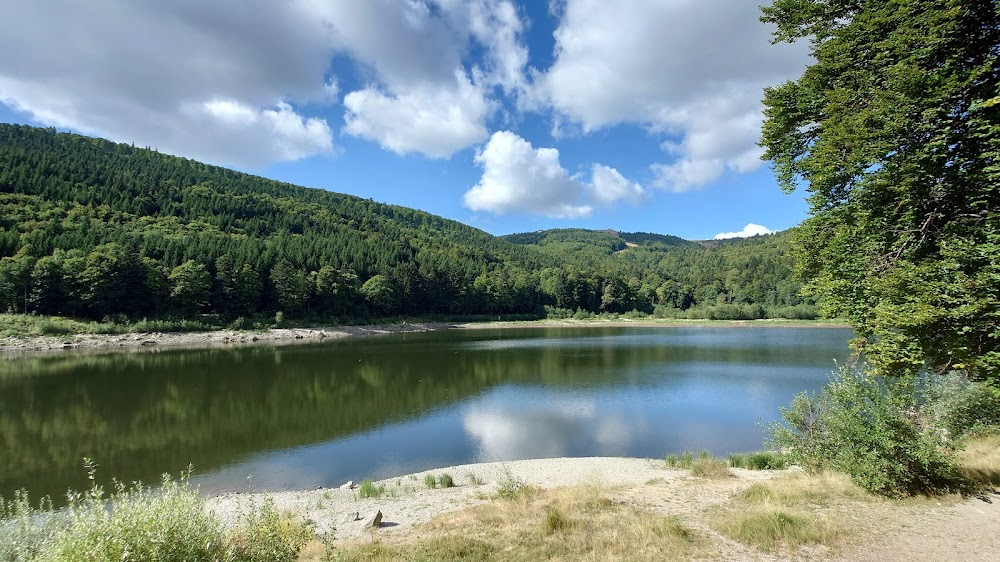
left=0, top=325, right=853, bottom=500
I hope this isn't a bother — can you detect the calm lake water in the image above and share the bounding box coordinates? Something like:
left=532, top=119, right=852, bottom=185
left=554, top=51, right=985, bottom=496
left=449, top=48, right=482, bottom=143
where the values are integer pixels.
left=0, top=326, right=853, bottom=500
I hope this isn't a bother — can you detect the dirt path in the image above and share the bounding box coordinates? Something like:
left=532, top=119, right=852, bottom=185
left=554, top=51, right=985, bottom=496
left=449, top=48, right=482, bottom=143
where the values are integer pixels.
left=840, top=494, right=1000, bottom=562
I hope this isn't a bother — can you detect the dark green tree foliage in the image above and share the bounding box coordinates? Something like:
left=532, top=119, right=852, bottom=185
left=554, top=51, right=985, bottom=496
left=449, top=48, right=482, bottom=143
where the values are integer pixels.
left=760, top=0, right=1000, bottom=380
left=168, top=260, right=211, bottom=315
left=0, top=124, right=809, bottom=322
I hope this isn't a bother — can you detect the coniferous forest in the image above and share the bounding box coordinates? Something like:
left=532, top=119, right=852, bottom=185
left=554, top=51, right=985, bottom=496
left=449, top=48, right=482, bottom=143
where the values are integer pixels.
left=0, top=124, right=815, bottom=325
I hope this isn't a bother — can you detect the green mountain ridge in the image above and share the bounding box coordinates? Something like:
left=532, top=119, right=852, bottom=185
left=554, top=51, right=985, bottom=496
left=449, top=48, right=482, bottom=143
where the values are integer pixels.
left=0, top=123, right=814, bottom=322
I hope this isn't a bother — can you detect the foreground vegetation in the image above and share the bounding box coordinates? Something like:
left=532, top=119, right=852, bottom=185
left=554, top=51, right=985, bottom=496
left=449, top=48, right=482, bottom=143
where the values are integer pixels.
left=319, top=435, right=999, bottom=561
left=4, top=433, right=997, bottom=561
left=0, top=463, right=312, bottom=562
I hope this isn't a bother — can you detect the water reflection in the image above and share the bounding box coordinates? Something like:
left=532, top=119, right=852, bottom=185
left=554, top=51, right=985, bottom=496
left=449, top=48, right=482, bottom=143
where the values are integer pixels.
left=0, top=327, right=853, bottom=500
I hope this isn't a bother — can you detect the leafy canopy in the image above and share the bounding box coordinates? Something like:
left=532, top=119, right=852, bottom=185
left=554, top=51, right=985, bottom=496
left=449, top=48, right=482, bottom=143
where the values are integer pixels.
left=760, top=0, right=1000, bottom=381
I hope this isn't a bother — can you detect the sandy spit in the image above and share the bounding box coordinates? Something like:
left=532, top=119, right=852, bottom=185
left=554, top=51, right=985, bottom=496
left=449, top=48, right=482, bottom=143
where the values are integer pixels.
left=0, top=318, right=847, bottom=355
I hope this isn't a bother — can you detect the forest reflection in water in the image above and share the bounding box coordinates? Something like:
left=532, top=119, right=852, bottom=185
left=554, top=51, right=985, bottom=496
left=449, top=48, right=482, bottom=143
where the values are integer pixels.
left=0, top=326, right=853, bottom=500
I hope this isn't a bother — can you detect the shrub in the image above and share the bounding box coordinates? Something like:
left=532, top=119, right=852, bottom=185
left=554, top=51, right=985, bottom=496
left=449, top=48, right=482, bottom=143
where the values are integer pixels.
left=225, top=497, right=312, bottom=562
left=923, top=372, right=1000, bottom=438
left=496, top=467, right=526, bottom=500
left=770, top=367, right=961, bottom=496
left=41, top=469, right=227, bottom=562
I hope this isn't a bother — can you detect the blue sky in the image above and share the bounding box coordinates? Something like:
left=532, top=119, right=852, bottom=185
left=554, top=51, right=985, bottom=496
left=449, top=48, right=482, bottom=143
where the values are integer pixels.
left=0, top=0, right=810, bottom=240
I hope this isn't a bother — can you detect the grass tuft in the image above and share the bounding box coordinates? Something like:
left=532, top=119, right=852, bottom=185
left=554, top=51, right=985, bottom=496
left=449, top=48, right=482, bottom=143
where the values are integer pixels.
left=358, top=479, right=385, bottom=499
left=690, top=457, right=733, bottom=478
left=712, top=509, right=836, bottom=551
left=424, top=474, right=438, bottom=489
left=439, top=473, right=455, bottom=488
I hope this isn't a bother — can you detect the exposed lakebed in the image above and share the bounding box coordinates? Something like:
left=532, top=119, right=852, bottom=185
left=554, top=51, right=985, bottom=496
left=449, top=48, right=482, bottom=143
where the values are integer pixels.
left=0, top=326, right=853, bottom=500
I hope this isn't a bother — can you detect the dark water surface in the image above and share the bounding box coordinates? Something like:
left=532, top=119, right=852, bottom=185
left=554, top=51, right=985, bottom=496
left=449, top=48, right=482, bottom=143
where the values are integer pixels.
left=0, top=326, right=853, bottom=499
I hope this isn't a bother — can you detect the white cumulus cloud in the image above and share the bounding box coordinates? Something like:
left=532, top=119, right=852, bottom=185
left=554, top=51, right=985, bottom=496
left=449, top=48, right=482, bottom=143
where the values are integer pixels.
left=463, top=131, right=645, bottom=218
left=538, top=0, right=808, bottom=191
left=713, top=223, right=774, bottom=240
left=313, top=0, right=530, bottom=158
left=0, top=0, right=338, bottom=168
left=343, top=71, right=492, bottom=158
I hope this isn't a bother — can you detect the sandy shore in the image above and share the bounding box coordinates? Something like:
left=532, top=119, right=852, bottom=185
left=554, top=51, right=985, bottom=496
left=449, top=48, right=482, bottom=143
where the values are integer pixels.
left=205, top=456, right=781, bottom=542
left=205, top=456, right=1000, bottom=561
left=0, top=318, right=848, bottom=355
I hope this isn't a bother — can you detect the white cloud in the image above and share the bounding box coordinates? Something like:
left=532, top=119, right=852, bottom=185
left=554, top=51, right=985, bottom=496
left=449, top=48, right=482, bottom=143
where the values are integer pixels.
left=310, top=0, right=530, bottom=158
left=463, top=131, right=644, bottom=218
left=539, top=0, right=808, bottom=191
left=343, top=71, right=492, bottom=158
left=0, top=0, right=338, bottom=168
left=464, top=131, right=591, bottom=218
left=0, top=0, right=536, bottom=164
left=590, top=164, right=645, bottom=205
left=713, top=223, right=774, bottom=240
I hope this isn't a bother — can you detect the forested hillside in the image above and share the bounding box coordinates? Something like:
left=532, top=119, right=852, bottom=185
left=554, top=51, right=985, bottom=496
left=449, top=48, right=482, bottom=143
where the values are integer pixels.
left=0, top=124, right=815, bottom=324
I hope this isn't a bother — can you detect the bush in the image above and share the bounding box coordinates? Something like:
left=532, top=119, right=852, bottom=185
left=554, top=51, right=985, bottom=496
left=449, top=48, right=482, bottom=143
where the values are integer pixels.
left=225, top=497, right=312, bottom=562
left=766, top=304, right=820, bottom=320
left=41, top=468, right=227, bottom=562
left=770, top=367, right=961, bottom=496
left=496, top=467, right=526, bottom=500
left=0, top=462, right=312, bottom=562
left=923, top=372, right=1000, bottom=438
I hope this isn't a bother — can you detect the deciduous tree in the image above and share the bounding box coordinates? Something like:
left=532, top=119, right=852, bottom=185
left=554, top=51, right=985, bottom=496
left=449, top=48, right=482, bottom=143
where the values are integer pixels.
left=760, top=0, right=1000, bottom=380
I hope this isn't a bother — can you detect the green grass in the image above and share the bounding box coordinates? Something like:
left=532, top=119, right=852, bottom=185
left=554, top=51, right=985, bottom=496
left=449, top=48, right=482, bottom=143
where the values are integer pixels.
left=424, top=474, right=438, bottom=489
left=0, top=463, right=311, bottom=562
left=0, top=313, right=219, bottom=337
left=466, top=471, right=484, bottom=486
left=727, top=451, right=789, bottom=470
left=358, top=479, right=385, bottom=499
left=439, top=473, right=455, bottom=488
left=713, top=509, right=836, bottom=551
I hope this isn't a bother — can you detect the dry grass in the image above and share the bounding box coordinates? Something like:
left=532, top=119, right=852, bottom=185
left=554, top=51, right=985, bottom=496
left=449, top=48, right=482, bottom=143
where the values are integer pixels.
left=956, top=433, right=1000, bottom=488
left=709, top=471, right=871, bottom=554
left=320, top=485, right=706, bottom=561
left=689, top=457, right=733, bottom=479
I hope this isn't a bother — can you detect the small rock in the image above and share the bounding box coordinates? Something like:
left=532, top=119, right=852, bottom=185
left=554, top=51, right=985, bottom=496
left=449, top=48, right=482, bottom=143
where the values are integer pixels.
left=340, top=480, right=354, bottom=489
left=344, top=511, right=360, bottom=523
left=362, top=510, right=382, bottom=529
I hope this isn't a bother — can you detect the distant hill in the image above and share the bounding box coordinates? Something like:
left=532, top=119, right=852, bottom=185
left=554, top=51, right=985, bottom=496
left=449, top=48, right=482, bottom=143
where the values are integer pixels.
left=0, top=124, right=815, bottom=322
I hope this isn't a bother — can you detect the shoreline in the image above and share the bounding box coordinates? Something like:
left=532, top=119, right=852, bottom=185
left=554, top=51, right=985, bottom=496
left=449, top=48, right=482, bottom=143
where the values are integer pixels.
left=204, top=456, right=785, bottom=542
left=0, top=318, right=850, bottom=355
